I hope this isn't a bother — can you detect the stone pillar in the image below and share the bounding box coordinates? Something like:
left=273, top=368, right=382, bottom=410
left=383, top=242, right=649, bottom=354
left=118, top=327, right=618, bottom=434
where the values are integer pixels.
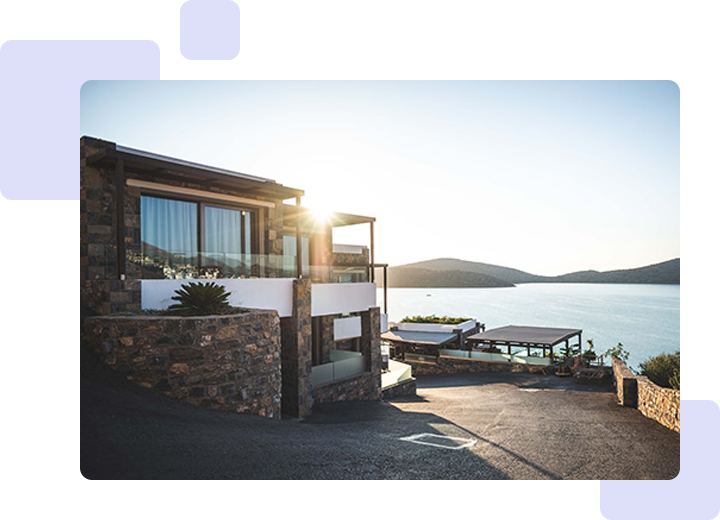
left=359, top=307, right=382, bottom=400
left=280, top=279, right=313, bottom=418
left=320, top=315, right=335, bottom=364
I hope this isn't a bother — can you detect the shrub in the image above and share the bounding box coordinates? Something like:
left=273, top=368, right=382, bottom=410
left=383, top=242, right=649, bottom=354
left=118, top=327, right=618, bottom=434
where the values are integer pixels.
left=167, top=281, right=232, bottom=316
left=400, top=315, right=470, bottom=325
left=639, top=350, right=680, bottom=390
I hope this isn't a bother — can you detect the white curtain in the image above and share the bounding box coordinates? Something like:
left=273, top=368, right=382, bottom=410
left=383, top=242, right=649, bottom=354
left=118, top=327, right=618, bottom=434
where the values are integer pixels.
left=141, top=196, right=198, bottom=261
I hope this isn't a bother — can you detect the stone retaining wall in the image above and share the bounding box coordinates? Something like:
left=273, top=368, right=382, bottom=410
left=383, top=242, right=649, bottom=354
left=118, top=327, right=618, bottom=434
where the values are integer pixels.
left=611, top=357, right=638, bottom=407
left=637, top=376, right=680, bottom=432
left=611, top=358, right=680, bottom=432
left=312, top=372, right=381, bottom=405
left=84, top=310, right=282, bottom=419
left=405, top=355, right=551, bottom=376
left=381, top=378, right=417, bottom=399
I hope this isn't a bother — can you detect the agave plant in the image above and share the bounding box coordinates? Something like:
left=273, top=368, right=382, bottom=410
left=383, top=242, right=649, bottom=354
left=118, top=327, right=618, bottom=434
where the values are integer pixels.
left=167, top=281, right=232, bottom=316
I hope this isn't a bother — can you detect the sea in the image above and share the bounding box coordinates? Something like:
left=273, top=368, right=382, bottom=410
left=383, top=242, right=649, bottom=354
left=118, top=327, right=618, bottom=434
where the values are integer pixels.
left=378, top=283, right=679, bottom=371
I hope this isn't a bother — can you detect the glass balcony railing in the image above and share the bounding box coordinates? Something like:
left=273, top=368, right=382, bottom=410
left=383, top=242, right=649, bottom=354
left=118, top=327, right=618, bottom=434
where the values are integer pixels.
left=122, top=248, right=371, bottom=283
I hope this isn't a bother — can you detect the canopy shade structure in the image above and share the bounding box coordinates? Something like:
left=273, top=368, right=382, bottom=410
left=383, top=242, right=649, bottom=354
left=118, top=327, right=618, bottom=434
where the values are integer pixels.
left=466, top=325, right=582, bottom=360
left=281, top=204, right=376, bottom=228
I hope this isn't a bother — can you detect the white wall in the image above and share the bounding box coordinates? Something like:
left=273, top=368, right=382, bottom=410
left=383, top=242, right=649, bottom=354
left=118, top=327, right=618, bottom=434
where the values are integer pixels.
left=311, top=282, right=377, bottom=317
left=332, top=243, right=366, bottom=254
left=141, top=278, right=294, bottom=317
left=142, top=279, right=377, bottom=319
left=334, top=316, right=362, bottom=340
left=390, top=319, right=477, bottom=333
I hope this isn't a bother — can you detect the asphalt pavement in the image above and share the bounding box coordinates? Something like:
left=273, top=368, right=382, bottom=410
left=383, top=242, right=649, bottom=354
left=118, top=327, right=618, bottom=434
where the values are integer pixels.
left=81, top=352, right=679, bottom=480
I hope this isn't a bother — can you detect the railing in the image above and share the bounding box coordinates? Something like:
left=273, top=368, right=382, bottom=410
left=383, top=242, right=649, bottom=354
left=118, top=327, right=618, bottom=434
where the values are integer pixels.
left=381, top=359, right=413, bottom=388
left=311, top=350, right=367, bottom=386
left=439, top=348, right=552, bottom=366
left=124, top=248, right=370, bottom=283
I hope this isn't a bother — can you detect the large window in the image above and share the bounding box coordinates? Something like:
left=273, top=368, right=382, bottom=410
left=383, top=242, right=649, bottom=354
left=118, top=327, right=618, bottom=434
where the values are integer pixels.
left=203, top=205, right=252, bottom=270
left=139, top=195, right=255, bottom=279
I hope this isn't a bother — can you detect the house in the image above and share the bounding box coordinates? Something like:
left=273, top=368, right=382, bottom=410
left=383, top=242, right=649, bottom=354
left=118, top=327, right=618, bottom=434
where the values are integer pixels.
left=80, top=136, right=386, bottom=418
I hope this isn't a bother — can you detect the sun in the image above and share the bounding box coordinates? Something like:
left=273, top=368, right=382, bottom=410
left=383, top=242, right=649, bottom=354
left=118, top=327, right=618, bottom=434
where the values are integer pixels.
left=310, top=205, right=333, bottom=222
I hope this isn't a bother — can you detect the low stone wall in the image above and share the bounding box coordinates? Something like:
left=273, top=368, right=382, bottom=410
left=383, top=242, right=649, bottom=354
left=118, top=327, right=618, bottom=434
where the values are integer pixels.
left=612, top=357, right=638, bottom=407
left=637, top=376, right=680, bottom=432
left=611, top=358, right=680, bottom=432
left=381, top=378, right=417, bottom=399
left=84, top=310, right=282, bottom=419
left=405, top=355, right=551, bottom=376
left=312, top=372, right=381, bottom=405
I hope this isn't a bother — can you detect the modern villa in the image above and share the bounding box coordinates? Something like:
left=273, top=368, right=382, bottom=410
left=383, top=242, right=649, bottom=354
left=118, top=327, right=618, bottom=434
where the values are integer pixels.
left=80, top=136, right=390, bottom=418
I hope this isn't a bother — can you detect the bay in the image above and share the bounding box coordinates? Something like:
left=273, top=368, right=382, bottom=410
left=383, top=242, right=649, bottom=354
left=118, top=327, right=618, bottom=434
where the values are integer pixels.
left=378, top=283, right=679, bottom=371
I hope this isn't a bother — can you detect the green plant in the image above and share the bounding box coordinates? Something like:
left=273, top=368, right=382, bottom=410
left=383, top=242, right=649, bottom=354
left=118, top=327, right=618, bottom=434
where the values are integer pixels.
left=604, top=341, right=630, bottom=362
left=582, top=339, right=597, bottom=362
left=559, top=342, right=580, bottom=360
left=639, top=350, right=680, bottom=390
left=400, top=315, right=470, bottom=325
left=167, top=281, right=232, bottom=316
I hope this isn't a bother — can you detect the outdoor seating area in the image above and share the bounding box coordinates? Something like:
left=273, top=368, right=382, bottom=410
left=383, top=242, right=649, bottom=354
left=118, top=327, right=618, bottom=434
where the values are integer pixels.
left=466, top=325, right=583, bottom=362
left=383, top=322, right=583, bottom=368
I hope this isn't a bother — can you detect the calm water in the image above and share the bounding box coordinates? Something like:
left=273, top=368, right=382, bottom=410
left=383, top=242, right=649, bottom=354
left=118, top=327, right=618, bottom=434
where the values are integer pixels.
left=378, top=284, right=679, bottom=371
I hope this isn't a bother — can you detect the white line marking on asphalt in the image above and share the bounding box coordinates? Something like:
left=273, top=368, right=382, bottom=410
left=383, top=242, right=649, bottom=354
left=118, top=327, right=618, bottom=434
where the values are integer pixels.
left=399, top=433, right=477, bottom=450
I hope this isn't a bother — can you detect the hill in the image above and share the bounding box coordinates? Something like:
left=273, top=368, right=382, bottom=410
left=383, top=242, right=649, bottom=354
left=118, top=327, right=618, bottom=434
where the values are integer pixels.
left=382, top=267, right=515, bottom=288
left=377, top=258, right=679, bottom=288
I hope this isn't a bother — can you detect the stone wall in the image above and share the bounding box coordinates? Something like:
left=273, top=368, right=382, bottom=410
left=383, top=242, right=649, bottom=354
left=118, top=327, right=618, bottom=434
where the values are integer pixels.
left=313, top=372, right=379, bottom=405
left=82, top=280, right=141, bottom=317
left=611, top=358, right=680, bottom=432
left=637, top=375, right=680, bottom=432
left=405, top=355, right=551, bottom=377
left=84, top=310, right=282, bottom=419
left=611, top=357, right=638, bottom=407
left=332, top=248, right=369, bottom=267
left=381, top=378, right=417, bottom=399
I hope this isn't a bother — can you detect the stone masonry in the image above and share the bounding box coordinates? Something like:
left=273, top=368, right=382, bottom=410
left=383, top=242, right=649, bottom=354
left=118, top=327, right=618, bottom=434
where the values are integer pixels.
left=280, top=279, right=313, bottom=418
left=612, top=357, right=680, bottom=432
left=84, top=310, right=282, bottom=419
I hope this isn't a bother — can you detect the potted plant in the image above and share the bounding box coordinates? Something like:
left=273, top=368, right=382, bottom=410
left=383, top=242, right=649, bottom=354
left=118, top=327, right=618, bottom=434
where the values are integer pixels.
left=167, top=281, right=233, bottom=316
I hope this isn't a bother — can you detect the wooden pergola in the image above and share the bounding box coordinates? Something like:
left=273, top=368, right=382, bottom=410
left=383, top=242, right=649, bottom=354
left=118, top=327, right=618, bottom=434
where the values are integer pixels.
left=466, top=325, right=582, bottom=362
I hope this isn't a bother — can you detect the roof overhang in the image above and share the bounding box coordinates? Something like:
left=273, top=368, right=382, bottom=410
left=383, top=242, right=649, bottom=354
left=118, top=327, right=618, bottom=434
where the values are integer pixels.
left=86, top=138, right=304, bottom=200
left=282, top=204, right=376, bottom=229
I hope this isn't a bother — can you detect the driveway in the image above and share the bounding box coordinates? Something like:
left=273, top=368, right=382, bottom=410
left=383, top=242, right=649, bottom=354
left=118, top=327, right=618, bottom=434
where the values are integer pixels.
left=81, top=355, right=679, bottom=480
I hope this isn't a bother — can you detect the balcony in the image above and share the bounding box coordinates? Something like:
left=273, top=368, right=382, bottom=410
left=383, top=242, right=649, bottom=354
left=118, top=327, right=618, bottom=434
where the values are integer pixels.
left=125, top=248, right=371, bottom=283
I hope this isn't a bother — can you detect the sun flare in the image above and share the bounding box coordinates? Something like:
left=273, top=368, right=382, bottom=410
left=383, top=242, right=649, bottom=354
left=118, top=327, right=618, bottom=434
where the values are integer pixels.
left=310, top=206, right=333, bottom=222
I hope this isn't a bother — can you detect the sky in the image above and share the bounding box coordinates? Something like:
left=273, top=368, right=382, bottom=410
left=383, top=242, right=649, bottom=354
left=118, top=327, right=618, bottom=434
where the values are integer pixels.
left=80, top=80, right=679, bottom=276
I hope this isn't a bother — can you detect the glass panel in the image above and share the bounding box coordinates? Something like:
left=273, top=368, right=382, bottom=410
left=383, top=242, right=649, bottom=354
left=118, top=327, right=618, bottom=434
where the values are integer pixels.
left=140, top=196, right=198, bottom=278
left=204, top=206, right=245, bottom=275
left=283, top=235, right=310, bottom=277
left=243, top=211, right=252, bottom=255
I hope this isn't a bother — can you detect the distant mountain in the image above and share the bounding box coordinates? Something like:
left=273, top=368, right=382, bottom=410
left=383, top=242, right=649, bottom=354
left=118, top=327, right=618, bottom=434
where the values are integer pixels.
left=382, top=267, right=515, bottom=288
left=376, top=258, right=679, bottom=288
left=393, top=258, right=546, bottom=284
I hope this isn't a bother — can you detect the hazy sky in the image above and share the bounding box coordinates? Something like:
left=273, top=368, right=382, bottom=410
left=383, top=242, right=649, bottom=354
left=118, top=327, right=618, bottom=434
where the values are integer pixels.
left=80, top=80, right=679, bottom=275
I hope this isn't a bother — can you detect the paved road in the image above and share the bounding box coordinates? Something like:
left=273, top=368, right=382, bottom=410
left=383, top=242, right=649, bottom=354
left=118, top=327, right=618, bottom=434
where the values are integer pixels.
left=81, top=355, right=679, bottom=480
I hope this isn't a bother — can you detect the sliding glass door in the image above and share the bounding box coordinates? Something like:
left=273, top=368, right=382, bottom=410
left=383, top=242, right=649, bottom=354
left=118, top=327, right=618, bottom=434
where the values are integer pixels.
left=140, top=196, right=199, bottom=277
left=139, top=194, right=255, bottom=279
left=203, top=205, right=253, bottom=273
